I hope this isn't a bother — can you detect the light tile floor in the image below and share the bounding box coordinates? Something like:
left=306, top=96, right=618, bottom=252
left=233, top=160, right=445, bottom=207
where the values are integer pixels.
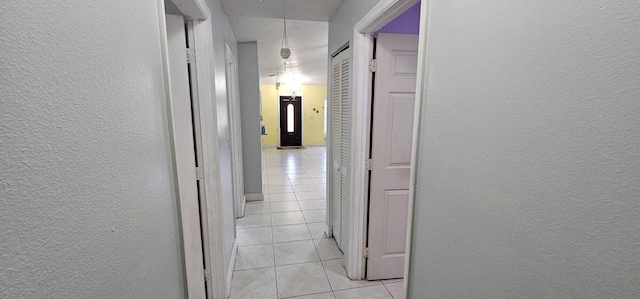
left=230, top=147, right=403, bottom=299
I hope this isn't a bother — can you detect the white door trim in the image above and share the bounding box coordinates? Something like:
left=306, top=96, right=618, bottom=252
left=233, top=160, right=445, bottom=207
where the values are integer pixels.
left=403, top=2, right=430, bottom=297
left=225, top=45, right=246, bottom=219
left=159, top=0, right=229, bottom=297
left=170, top=0, right=210, bottom=19
left=226, top=239, right=238, bottom=296
left=345, top=0, right=424, bottom=285
left=161, top=12, right=207, bottom=299
left=190, top=16, right=229, bottom=299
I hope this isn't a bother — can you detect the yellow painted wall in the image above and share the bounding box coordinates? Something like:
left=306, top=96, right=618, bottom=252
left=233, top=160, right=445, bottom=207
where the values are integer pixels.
left=261, top=84, right=327, bottom=146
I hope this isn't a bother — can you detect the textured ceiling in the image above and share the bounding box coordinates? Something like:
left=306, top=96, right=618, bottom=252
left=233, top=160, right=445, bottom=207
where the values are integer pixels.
left=223, top=0, right=342, bottom=86
left=221, top=0, right=343, bottom=22
left=230, top=16, right=328, bottom=85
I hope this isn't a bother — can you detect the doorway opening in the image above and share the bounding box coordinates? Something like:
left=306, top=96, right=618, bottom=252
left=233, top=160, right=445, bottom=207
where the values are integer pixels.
left=366, top=32, right=419, bottom=280
left=160, top=0, right=231, bottom=297
left=164, top=11, right=213, bottom=299
left=327, top=3, right=426, bottom=297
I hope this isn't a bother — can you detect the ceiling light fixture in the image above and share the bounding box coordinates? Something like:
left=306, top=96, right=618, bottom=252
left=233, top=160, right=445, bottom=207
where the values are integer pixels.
left=280, top=15, right=291, bottom=72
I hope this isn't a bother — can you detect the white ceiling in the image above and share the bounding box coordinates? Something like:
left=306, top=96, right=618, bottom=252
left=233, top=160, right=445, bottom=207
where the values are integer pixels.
left=221, top=0, right=343, bottom=22
left=222, top=0, right=343, bottom=86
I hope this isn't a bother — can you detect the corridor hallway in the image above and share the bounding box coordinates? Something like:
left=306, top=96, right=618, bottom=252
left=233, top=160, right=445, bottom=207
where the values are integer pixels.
left=230, top=147, right=403, bottom=298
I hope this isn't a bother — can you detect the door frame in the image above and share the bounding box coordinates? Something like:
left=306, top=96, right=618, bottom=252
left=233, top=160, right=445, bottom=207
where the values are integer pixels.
left=225, top=44, right=246, bottom=219
left=162, top=13, right=206, bottom=299
left=276, top=94, right=305, bottom=147
left=158, top=0, right=228, bottom=298
left=344, top=0, right=428, bottom=293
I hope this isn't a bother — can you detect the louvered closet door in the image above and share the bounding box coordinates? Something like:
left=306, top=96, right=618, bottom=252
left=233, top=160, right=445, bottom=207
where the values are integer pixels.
left=331, top=49, right=349, bottom=249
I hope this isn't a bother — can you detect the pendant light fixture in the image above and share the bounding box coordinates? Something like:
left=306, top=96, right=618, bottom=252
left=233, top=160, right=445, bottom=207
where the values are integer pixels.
left=280, top=12, right=291, bottom=72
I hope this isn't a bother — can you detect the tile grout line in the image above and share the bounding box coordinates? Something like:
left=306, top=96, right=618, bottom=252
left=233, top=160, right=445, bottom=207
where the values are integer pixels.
left=279, top=289, right=335, bottom=299
left=381, top=282, right=396, bottom=299
left=308, top=217, right=336, bottom=296
left=237, top=258, right=342, bottom=272
left=332, top=283, right=395, bottom=295
left=270, top=195, right=280, bottom=299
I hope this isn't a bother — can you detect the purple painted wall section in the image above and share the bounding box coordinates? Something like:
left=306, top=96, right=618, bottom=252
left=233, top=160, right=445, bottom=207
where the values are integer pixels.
left=376, top=2, right=421, bottom=35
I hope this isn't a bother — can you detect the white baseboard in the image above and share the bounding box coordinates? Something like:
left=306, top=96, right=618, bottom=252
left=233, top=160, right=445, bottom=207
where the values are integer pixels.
left=226, top=238, right=237, bottom=297
left=240, top=195, right=246, bottom=217
left=236, top=195, right=246, bottom=218
left=245, top=192, right=264, bottom=201
left=324, top=222, right=333, bottom=238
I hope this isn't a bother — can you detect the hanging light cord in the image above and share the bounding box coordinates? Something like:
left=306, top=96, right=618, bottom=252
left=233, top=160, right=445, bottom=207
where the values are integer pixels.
left=279, top=1, right=290, bottom=72
left=281, top=19, right=289, bottom=50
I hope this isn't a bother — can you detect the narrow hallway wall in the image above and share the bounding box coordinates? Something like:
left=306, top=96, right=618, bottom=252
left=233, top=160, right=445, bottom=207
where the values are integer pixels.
left=408, top=1, right=640, bottom=298
left=0, top=1, right=186, bottom=298
left=238, top=42, right=264, bottom=198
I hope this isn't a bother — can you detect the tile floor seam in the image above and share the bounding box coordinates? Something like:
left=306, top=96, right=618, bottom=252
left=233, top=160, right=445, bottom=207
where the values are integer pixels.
left=271, top=239, right=311, bottom=244
left=279, top=291, right=335, bottom=299
left=381, top=282, right=396, bottom=299
left=233, top=264, right=275, bottom=272
left=334, top=284, right=392, bottom=292
left=271, top=211, right=279, bottom=299
left=273, top=259, right=326, bottom=267
left=309, top=221, right=335, bottom=293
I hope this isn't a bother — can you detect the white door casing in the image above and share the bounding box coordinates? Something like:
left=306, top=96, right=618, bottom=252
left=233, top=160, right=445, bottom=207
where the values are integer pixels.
left=165, top=14, right=207, bottom=299
left=331, top=48, right=350, bottom=250
left=225, top=45, right=245, bottom=219
left=216, top=55, right=237, bottom=286
left=162, top=0, right=237, bottom=296
left=366, top=33, right=419, bottom=280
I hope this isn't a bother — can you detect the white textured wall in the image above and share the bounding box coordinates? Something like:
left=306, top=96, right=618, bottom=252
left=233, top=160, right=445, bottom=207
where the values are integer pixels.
left=0, top=1, right=185, bottom=298
left=237, top=42, right=263, bottom=195
left=328, top=0, right=380, bottom=54
left=408, top=1, right=640, bottom=298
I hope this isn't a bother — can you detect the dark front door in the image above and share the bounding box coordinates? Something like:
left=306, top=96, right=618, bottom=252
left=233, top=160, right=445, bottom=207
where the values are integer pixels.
left=280, top=96, right=302, bottom=146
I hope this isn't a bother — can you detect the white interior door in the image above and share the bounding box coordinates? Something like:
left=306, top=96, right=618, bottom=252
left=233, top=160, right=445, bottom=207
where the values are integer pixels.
left=366, top=33, right=419, bottom=280
left=331, top=48, right=350, bottom=250
left=165, top=14, right=207, bottom=298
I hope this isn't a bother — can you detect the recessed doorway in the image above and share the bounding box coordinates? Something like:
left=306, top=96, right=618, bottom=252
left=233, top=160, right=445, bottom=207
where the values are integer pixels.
left=279, top=95, right=303, bottom=147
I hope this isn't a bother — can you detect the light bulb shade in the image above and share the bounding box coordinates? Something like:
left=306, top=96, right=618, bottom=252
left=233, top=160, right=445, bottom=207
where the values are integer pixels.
left=280, top=48, right=291, bottom=59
